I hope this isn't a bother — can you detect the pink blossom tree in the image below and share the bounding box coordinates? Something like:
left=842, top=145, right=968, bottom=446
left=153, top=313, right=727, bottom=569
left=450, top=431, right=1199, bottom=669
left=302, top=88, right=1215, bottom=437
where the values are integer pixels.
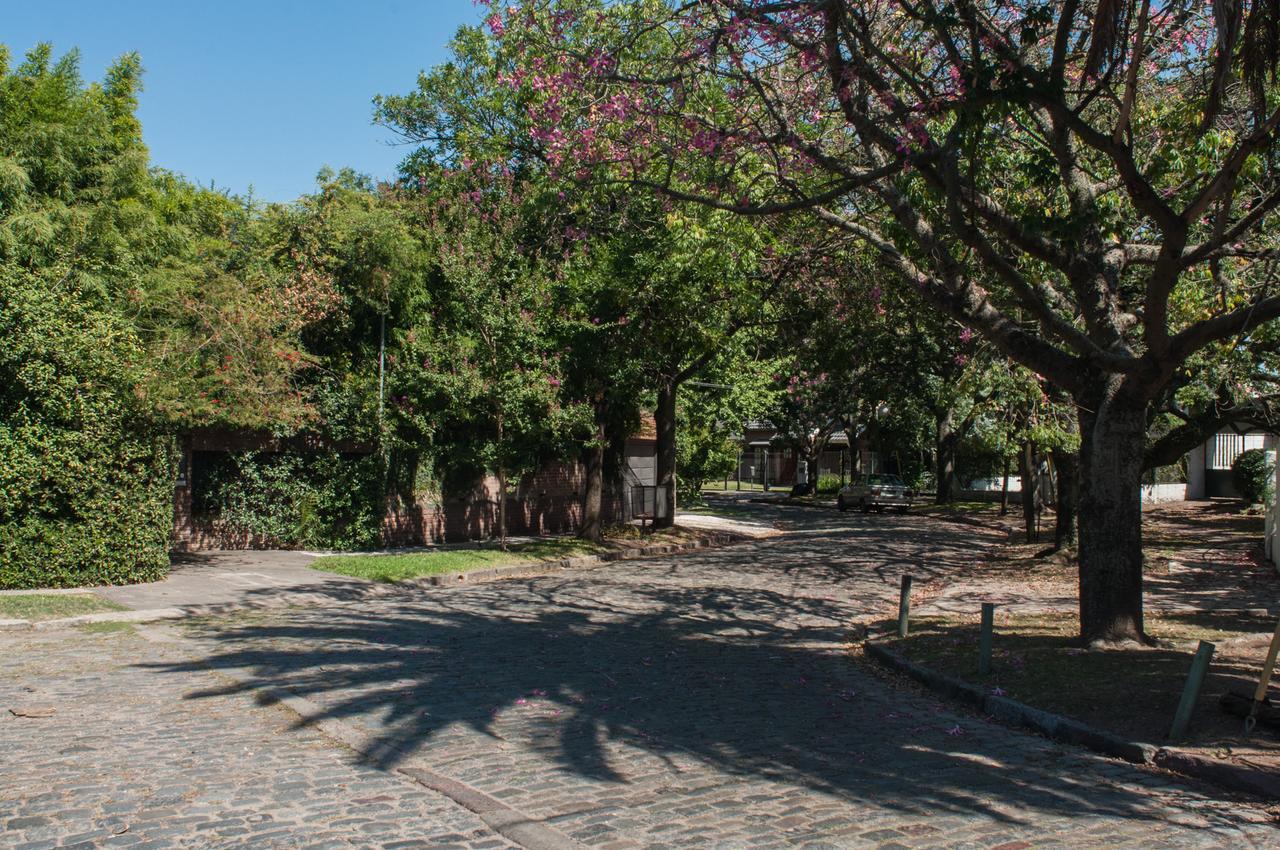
left=494, top=0, right=1280, bottom=643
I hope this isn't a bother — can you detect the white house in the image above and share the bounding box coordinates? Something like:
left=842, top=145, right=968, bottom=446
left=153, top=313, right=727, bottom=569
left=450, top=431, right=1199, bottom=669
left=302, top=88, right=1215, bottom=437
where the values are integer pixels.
left=1185, top=430, right=1278, bottom=499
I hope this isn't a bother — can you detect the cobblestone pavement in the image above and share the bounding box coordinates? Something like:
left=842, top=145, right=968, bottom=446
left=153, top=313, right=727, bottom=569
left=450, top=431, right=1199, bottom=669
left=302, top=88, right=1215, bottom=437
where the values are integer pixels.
left=4, top=504, right=1278, bottom=848
left=0, top=627, right=515, bottom=850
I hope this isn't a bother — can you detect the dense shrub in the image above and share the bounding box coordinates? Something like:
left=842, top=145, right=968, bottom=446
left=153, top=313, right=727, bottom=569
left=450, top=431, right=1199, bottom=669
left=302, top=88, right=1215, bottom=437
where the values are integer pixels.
left=1, top=49, right=184, bottom=588
left=1232, top=448, right=1275, bottom=505
left=193, top=451, right=387, bottom=550
left=815, top=474, right=844, bottom=495
left=0, top=284, right=176, bottom=588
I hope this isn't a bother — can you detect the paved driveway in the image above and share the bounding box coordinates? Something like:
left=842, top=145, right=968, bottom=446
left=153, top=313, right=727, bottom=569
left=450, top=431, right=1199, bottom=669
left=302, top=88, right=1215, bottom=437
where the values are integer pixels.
left=3, top=502, right=1275, bottom=848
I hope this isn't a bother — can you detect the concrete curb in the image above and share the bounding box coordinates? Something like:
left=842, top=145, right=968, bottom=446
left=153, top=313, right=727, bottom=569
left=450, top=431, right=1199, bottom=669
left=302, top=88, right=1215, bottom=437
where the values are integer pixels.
left=747, top=496, right=839, bottom=511
left=0, top=531, right=749, bottom=632
left=864, top=640, right=1280, bottom=800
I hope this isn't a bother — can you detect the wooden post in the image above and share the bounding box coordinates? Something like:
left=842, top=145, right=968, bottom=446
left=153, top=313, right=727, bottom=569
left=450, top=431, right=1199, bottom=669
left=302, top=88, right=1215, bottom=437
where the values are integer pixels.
left=897, top=574, right=913, bottom=638
left=1169, top=640, right=1215, bottom=742
left=979, top=603, right=995, bottom=675
left=1247, top=619, right=1280, bottom=732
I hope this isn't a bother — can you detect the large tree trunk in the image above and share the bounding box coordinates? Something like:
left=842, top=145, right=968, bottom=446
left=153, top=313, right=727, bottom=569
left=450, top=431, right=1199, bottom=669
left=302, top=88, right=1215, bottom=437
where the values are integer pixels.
left=1076, top=383, right=1149, bottom=645
left=579, top=419, right=605, bottom=542
left=999, top=453, right=1011, bottom=516
left=496, top=466, right=508, bottom=550
left=845, top=428, right=861, bottom=476
left=653, top=380, right=677, bottom=528
left=1051, top=447, right=1079, bottom=551
left=934, top=408, right=959, bottom=504
left=1018, top=441, right=1037, bottom=543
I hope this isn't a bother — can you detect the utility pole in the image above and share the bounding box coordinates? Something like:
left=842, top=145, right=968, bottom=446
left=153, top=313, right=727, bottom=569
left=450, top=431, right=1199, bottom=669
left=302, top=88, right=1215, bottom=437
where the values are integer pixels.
left=378, top=312, right=386, bottom=430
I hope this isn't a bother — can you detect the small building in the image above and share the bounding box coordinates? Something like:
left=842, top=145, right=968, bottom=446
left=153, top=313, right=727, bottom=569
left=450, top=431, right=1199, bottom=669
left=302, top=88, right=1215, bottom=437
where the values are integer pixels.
left=1186, top=429, right=1278, bottom=500
left=732, top=421, right=877, bottom=489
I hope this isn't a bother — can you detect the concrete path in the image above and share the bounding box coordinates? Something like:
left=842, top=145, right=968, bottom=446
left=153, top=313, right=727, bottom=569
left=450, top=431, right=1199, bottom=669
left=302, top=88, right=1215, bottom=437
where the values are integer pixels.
left=91, top=549, right=379, bottom=613
left=90, top=513, right=772, bottom=617
left=3, top=501, right=1276, bottom=848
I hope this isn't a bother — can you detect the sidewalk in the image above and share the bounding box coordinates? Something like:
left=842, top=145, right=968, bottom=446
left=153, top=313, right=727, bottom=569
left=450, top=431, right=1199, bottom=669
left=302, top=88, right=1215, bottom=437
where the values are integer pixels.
left=92, top=549, right=371, bottom=612
left=4, top=522, right=760, bottom=630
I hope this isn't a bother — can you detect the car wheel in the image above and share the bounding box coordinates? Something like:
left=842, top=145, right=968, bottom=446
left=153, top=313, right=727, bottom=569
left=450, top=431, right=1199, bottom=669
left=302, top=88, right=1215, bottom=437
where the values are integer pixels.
left=837, top=495, right=847, bottom=512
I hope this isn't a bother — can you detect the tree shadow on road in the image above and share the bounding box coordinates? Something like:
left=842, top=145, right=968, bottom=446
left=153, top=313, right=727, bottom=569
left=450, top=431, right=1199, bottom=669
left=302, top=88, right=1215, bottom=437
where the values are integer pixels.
left=138, top=539, right=1253, bottom=836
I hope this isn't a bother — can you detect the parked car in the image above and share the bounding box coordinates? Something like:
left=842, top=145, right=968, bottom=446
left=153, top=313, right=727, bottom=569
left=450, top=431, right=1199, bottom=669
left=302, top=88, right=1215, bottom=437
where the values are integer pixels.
left=837, top=474, right=913, bottom=513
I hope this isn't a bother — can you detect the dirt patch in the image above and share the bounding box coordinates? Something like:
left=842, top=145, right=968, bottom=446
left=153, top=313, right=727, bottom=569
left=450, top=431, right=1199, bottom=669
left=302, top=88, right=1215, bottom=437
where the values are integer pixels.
left=916, top=500, right=1279, bottom=617
left=880, top=611, right=1280, bottom=775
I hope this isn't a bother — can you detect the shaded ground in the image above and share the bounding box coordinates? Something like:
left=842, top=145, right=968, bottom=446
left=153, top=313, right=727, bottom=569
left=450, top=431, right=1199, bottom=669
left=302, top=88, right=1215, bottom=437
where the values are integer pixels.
left=916, top=500, right=1280, bottom=618
left=0, top=627, right=512, bottom=849
left=3, top=501, right=1276, bottom=847
left=881, top=612, right=1280, bottom=765
left=92, top=517, right=772, bottom=616
left=901, top=500, right=1280, bottom=780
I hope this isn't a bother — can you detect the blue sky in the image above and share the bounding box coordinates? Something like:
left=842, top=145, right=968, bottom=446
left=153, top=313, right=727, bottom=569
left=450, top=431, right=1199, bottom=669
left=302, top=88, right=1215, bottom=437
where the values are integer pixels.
left=3, top=0, right=485, bottom=201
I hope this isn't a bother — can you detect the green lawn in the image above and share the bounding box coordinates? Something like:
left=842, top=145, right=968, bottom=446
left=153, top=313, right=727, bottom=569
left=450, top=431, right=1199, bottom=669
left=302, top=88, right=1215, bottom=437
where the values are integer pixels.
left=316, top=538, right=611, bottom=583
left=701, top=482, right=771, bottom=492
left=0, top=594, right=127, bottom=621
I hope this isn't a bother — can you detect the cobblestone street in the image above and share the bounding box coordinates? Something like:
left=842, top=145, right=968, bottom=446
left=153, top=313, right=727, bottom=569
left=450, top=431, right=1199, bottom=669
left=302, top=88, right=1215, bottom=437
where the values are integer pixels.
left=3, top=503, right=1277, bottom=848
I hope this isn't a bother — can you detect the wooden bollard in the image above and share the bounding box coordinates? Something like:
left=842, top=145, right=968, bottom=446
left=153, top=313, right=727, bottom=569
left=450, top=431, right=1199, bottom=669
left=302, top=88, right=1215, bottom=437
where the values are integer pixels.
left=978, top=603, right=995, bottom=676
left=1169, top=640, right=1215, bottom=742
left=897, top=574, right=913, bottom=638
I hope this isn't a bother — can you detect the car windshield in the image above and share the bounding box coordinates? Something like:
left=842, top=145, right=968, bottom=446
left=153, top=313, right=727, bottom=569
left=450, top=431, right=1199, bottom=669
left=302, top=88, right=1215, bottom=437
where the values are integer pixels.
left=865, top=474, right=904, bottom=486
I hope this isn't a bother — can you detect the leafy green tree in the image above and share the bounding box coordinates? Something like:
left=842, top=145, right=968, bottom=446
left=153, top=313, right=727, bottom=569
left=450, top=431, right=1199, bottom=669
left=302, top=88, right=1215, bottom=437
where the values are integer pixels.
left=497, top=1, right=1280, bottom=643
left=0, top=45, right=172, bottom=586
left=397, top=169, right=589, bottom=545
left=377, top=21, right=777, bottom=529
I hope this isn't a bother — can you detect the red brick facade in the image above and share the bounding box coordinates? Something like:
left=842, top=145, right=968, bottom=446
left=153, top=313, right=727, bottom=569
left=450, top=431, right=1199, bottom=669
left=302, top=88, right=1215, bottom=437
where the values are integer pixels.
left=378, top=463, right=625, bottom=547
left=170, top=432, right=643, bottom=551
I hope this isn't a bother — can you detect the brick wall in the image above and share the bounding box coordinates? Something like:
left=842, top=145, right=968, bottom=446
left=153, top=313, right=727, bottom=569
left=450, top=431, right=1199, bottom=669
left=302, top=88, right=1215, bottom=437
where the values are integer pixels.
left=173, top=455, right=629, bottom=551
left=380, top=461, right=626, bottom=546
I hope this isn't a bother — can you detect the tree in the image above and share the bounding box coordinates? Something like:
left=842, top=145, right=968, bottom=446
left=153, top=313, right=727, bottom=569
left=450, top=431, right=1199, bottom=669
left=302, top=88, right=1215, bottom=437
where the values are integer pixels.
left=1, top=45, right=176, bottom=585
left=398, top=168, right=589, bottom=546
left=377, top=22, right=778, bottom=529
left=497, top=1, right=1280, bottom=644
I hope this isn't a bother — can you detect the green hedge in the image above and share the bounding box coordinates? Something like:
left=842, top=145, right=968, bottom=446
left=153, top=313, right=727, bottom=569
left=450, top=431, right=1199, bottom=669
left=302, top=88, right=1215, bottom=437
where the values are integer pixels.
left=0, top=282, right=176, bottom=588
left=193, top=450, right=387, bottom=551
left=815, top=474, right=844, bottom=495
left=1232, top=448, right=1275, bottom=506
